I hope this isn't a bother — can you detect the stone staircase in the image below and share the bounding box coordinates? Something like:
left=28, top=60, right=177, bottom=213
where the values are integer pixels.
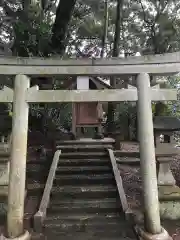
left=41, top=139, right=136, bottom=239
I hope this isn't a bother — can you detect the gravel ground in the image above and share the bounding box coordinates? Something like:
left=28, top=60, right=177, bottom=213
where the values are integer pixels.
left=118, top=142, right=180, bottom=239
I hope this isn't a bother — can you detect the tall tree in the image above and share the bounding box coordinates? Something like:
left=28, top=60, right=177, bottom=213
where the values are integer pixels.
left=107, top=0, right=123, bottom=132
left=100, top=0, right=109, bottom=58
left=51, top=0, right=77, bottom=55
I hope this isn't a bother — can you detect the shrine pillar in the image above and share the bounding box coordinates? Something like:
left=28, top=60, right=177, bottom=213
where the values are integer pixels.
left=6, top=75, right=30, bottom=239
left=136, top=73, right=161, bottom=234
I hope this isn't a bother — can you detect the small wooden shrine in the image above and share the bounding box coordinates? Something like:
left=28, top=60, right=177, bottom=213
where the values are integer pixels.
left=71, top=76, right=110, bottom=138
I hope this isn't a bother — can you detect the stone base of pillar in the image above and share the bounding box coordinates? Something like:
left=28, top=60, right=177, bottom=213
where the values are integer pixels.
left=1, top=230, right=30, bottom=240
left=159, top=185, right=180, bottom=220
left=134, top=226, right=172, bottom=240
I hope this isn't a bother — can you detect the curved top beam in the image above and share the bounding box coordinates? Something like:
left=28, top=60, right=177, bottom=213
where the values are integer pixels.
left=0, top=52, right=180, bottom=75
left=0, top=51, right=180, bottom=66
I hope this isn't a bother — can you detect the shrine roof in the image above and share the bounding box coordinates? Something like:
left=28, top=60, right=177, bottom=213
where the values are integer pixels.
left=153, top=116, right=180, bottom=131
left=70, top=77, right=112, bottom=89
left=90, top=77, right=112, bottom=89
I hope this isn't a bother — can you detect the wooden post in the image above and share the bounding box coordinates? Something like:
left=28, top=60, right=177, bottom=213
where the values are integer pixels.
left=137, top=73, right=161, bottom=234
left=7, top=75, right=30, bottom=238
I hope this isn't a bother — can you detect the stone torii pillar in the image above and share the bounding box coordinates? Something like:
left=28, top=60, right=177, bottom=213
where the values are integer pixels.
left=136, top=73, right=172, bottom=240
left=5, top=75, right=30, bottom=239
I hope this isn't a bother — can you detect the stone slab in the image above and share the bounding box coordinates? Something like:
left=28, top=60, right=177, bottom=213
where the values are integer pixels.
left=157, top=162, right=176, bottom=186
left=160, top=201, right=180, bottom=220
left=57, top=138, right=115, bottom=145
left=159, top=185, right=180, bottom=201
left=156, top=145, right=179, bottom=156
left=159, top=186, right=180, bottom=220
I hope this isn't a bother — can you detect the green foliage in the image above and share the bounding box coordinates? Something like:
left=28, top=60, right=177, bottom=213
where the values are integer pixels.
left=166, top=75, right=180, bottom=117
left=13, top=5, right=53, bottom=57
left=66, top=0, right=180, bottom=57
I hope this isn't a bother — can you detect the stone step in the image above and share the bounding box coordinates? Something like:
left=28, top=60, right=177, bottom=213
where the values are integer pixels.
left=31, top=233, right=45, bottom=240
left=26, top=180, right=46, bottom=188
left=51, top=185, right=117, bottom=199
left=45, top=212, right=121, bottom=222
left=56, top=166, right=112, bottom=175
left=60, top=152, right=107, bottom=159
left=27, top=182, right=45, bottom=190
left=48, top=198, right=121, bottom=214
left=28, top=184, right=118, bottom=198
left=56, top=145, right=112, bottom=152
left=44, top=214, right=134, bottom=238
left=44, top=229, right=134, bottom=240
left=26, top=164, right=47, bottom=172
left=58, top=158, right=110, bottom=166
left=42, top=235, right=133, bottom=240
left=26, top=171, right=48, bottom=181
left=56, top=138, right=115, bottom=146
left=57, top=144, right=113, bottom=148
left=44, top=236, right=134, bottom=240
left=44, top=221, right=125, bottom=232
left=54, top=173, right=115, bottom=185
left=26, top=164, right=48, bottom=179
left=27, top=160, right=49, bottom=165
left=26, top=183, right=45, bottom=196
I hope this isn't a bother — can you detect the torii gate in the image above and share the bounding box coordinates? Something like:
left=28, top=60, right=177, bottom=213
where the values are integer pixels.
left=0, top=52, right=179, bottom=240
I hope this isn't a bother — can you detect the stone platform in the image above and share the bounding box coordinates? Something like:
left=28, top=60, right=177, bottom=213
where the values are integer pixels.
left=159, top=185, right=180, bottom=220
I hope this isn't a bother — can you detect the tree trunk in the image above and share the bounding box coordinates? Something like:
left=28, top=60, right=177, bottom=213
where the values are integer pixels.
left=107, top=0, right=123, bottom=132
left=100, top=0, right=109, bottom=58
left=51, top=0, right=77, bottom=55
